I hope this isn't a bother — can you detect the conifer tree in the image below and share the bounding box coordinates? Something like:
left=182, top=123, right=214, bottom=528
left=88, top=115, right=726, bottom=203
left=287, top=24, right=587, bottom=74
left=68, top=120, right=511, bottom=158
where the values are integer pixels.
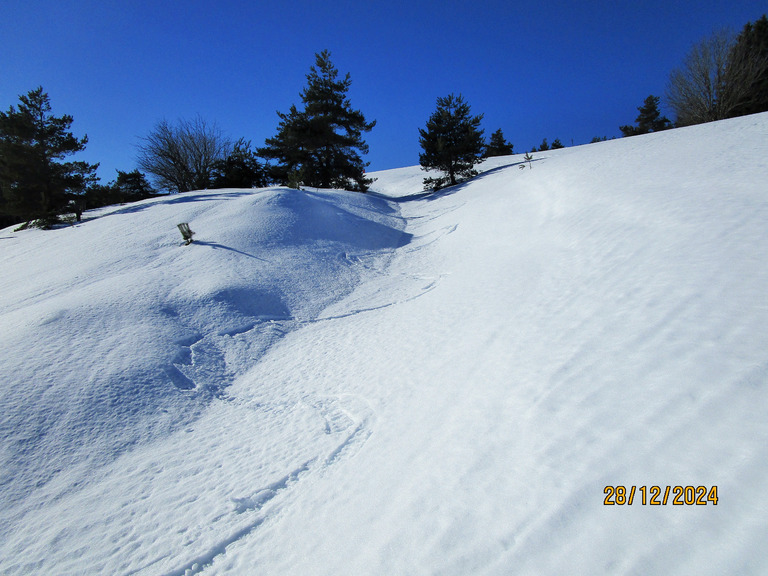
left=620, top=95, right=671, bottom=136
left=419, top=94, right=484, bottom=190
left=484, top=128, right=514, bottom=157
left=115, top=170, right=155, bottom=199
left=0, top=87, right=98, bottom=226
left=551, top=138, right=565, bottom=149
left=211, top=139, right=266, bottom=189
left=727, top=14, right=768, bottom=117
left=259, top=50, right=376, bottom=191
left=84, top=170, right=156, bottom=209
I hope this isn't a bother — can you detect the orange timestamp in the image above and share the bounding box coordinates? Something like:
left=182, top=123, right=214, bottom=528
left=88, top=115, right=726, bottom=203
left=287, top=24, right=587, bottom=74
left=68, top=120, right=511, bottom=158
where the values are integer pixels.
left=604, top=485, right=718, bottom=506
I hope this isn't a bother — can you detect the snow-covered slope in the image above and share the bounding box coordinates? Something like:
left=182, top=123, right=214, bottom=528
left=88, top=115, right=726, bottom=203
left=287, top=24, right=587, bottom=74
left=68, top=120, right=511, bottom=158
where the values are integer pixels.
left=1, top=113, right=767, bottom=575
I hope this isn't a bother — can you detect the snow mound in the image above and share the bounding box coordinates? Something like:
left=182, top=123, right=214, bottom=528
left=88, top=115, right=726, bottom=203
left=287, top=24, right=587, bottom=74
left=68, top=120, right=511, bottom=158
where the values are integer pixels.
left=1, top=112, right=767, bottom=575
left=0, top=187, right=408, bottom=517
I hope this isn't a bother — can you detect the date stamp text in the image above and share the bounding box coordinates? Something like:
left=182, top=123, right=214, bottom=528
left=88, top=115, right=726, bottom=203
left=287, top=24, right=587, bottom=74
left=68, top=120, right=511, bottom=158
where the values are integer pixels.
left=603, top=485, right=718, bottom=506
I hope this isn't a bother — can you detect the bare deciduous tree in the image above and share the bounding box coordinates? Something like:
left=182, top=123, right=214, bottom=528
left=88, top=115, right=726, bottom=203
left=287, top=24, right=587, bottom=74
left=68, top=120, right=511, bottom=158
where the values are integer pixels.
left=666, top=28, right=768, bottom=126
left=137, top=116, right=231, bottom=192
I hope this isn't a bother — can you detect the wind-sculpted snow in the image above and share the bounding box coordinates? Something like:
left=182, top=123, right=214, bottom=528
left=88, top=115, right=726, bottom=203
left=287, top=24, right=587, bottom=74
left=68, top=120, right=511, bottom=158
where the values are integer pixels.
left=1, top=113, right=768, bottom=575
left=0, top=187, right=408, bottom=536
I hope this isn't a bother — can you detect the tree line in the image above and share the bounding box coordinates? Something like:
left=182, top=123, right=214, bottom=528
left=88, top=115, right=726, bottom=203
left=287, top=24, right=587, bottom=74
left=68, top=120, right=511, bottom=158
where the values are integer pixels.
left=2, top=14, right=766, bottom=227
left=619, top=15, right=767, bottom=137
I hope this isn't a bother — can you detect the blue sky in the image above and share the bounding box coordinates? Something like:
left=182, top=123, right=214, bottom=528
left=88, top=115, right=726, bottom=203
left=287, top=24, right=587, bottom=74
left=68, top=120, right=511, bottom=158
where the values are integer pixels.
left=1, top=0, right=765, bottom=182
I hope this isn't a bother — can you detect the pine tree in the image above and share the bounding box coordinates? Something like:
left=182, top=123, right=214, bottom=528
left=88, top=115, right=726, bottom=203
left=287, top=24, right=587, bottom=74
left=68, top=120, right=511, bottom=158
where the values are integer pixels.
left=83, top=169, right=156, bottom=209
left=551, top=138, right=565, bottom=149
left=211, top=139, right=266, bottom=188
left=621, top=95, right=671, bottom=136
left=727, top=14, right=768, bottom=117
left=484, top=128, right=514, bottom=157
left=114, top=170, right=156, bottom=201
left=538, top=138, right=550, bottom=151
left=419, top=94, right=484, bottom=190
left=259, top=50, right=376, bottom=191
left=0, top=87, right=98, bottom=226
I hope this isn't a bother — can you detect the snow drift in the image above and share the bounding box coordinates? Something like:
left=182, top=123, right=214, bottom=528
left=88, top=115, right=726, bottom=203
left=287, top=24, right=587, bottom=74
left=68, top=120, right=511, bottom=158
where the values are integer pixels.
left=1, top=113, right=767, bottom=575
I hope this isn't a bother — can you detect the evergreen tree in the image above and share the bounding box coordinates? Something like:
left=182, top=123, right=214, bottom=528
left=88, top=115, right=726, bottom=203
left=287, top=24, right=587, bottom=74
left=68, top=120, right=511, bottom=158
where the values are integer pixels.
left=259, top=50, right=376, bottom=191
left=551, top=138, right=565, bottom=149
left=0, top=87, right=98, bottom=226
left=419, top=94, right=484, bottom=190
left=727, top=14, right=768, bottom=117
left=83, top=182, right=116, bottom=209
left=484, top=128, right=514, bottom=157
left=211, top=139, right=266, bottom=188
left=85, top=170, right=156, bottom=209
left=114, top=170, right=156, bottom=201
left=538, top=138, right=550, bottom=151
left=620, top=95, right=671, bottom=136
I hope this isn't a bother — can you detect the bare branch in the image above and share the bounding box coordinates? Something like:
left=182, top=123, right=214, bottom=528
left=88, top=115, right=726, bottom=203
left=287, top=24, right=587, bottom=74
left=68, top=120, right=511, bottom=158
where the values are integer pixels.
left=666, top=28, right=768, bottom=126
left=136, top=116, right=231, bottom=192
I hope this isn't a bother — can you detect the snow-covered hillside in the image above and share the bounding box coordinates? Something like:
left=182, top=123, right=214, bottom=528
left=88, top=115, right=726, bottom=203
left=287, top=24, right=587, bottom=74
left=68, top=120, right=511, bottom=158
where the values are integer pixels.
left=1, top=113, right=767, bottom=575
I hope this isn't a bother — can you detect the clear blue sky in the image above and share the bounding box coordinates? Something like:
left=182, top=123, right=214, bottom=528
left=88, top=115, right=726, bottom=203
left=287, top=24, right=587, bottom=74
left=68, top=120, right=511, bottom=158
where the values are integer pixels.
left=1, top=0, right=765, bottom=182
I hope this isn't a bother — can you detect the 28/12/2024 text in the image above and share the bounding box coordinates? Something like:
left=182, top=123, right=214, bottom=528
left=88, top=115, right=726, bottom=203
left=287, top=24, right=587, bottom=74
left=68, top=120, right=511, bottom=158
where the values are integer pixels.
left=604, top=485, right=719, bottom=506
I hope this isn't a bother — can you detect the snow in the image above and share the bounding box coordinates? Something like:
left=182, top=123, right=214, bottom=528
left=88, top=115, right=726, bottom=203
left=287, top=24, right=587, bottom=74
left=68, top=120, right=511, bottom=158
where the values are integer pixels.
left=1, top=113, right=767, bottom=575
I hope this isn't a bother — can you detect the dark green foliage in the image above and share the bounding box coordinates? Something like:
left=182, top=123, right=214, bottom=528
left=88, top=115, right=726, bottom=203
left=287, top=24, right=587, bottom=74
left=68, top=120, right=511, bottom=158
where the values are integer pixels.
left=86, top=170, right=157, bottom=209
left=259, top=50, right=376, bottom=191
left=260, top=104, right=306, bottom=186
left=83, top=182, right=116, bottom=209
left=727, top=14, right=768, bottom=117
left=620, top=95, right=672, bottom=136
left=484, top=128, right=514, bottom=157
left=590, top=136, right=609, bottom=143
left=530, top=137, right=564, bottom=152
left=0, top=87, right=98, bottom=226
left=419, top=94, right=485, bottom=190
left=116, top=170, right=155, bottom=199
left=211, top=139, right=266, bottom=189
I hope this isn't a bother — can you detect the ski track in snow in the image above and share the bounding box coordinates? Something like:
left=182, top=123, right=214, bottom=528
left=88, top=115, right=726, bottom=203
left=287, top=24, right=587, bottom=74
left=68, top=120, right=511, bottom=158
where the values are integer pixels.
left=148, top=202, right=448, bottom=573
left=0, top=186, right=410, bottom=575
left=0, top=182, right=428, bottom=575
left=134, top=394, right=378, bottom=576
